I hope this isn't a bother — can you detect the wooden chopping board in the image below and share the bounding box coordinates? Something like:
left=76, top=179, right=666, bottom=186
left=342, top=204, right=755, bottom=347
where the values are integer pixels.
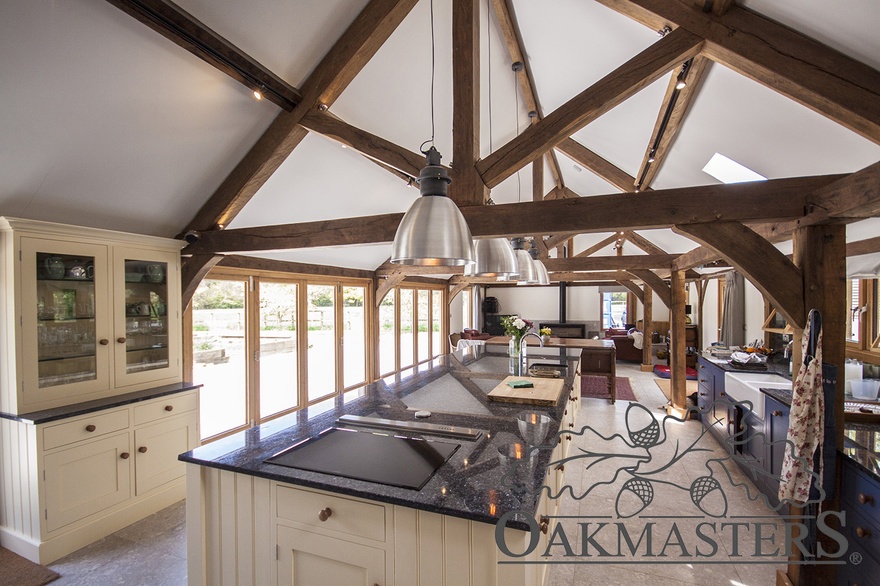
left=487, top=376, right=566, bottom=406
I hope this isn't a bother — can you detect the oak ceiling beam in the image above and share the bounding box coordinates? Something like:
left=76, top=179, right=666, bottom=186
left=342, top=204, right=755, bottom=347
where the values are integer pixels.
left=675, top=221, right=805, bottom=328
left=673, top=160, right=880, bottom=270
left=633, top=56, right=709, bottom=190
left=575, top=233, right=623, bottom=258
left=627, top=269, right=672, bottom=308
left=556, top=138, right=647, bottom=193
left=375, top=254, right=675, bottom=276
left=848, top=235, right=880, bottom=257
left=693, top=0, right=735, bottom=17
left=594, top=0, right=880, bottom=144
left=299, top=108, right=425, bottom=179
left=548, top=271, right=632, bottom=282
left=450, top=0, right=487, bottom=206
left=217, top=254, right=375, bottom=281
left=491, top=0, right=564, bottom=190
left=506, top=254, right=663, bottom=274
left=105, top=0, right=301, bottom=110
left=180, top=0, right=419, bottom=234
left=544, top=232, right=582, bottom=251
left=476, top=27, right=703, bottom=188
left=624, top=231, right=667, bottom=255
left=184, top=175, right=839, bottom=254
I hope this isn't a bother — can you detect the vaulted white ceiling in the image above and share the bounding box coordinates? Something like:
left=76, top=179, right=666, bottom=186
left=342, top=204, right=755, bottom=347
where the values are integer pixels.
left=1, top=0, right=878, bottom=271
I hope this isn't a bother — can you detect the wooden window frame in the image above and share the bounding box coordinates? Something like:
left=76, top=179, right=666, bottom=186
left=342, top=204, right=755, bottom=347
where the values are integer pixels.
left=847, top=278, right=880, bottom=364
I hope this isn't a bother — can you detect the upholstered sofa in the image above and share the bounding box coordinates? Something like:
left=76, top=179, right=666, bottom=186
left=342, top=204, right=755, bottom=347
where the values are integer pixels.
left=604, top=328, right=643, bottom=362
left=461, top=328, right=492, bottom=340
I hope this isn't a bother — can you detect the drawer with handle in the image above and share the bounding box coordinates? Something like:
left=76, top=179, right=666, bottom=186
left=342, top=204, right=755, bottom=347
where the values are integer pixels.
left=276, top=485, right=386, bottom=542
left=133, top=391, right=198, bottom=426
left=42, top=408, right=130, bottom=451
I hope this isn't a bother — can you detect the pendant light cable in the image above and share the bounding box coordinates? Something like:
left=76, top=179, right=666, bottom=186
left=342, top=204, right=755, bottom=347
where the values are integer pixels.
left=420, top=0, right=437, bottom=154
left=487, top=0, right=493, bottom=152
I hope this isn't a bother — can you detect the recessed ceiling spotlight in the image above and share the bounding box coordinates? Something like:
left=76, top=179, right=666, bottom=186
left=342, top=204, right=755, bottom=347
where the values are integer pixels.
left=252, top=87, right=263, bottom=101
left=702, top=153, right=767, bottom=184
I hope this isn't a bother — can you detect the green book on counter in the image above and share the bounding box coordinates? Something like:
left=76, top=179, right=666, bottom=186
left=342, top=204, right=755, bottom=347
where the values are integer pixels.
left=507, top=380, right=534, bottom=388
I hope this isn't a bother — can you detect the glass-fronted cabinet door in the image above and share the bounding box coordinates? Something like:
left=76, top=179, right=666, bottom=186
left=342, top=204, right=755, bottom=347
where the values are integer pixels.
left=19, top=238, right=112, bottom=406
left=113, top=247, right=180, bottom=387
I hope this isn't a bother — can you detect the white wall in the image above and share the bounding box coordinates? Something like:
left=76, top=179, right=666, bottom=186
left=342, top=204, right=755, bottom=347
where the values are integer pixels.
left=486, top=285, right=562, bottom=323
left=700, top=278, right=721, bottom=346
left=448, top=286, right=465, bottom=333
left=744, top=278, right=766, bottom=345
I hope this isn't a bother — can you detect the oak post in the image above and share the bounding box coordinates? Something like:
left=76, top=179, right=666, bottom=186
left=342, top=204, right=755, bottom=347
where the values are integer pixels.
left=641, top=285, right=654, bottom=372
left=668, top=269, right=688, bottom=415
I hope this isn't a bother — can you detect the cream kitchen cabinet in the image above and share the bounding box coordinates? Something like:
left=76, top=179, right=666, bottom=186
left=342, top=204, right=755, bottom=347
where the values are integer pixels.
left=1, top=388, right=199, bottom=564
left=0, top=217, right=183, bottom=415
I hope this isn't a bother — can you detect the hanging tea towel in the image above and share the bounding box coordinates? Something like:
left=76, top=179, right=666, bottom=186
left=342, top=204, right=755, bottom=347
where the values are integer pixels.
left=778, top=311, right=824, bottom=503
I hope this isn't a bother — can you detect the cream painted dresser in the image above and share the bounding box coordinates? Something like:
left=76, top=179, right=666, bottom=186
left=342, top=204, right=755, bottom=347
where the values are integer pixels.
left=0, top=217, right=200, bottom=564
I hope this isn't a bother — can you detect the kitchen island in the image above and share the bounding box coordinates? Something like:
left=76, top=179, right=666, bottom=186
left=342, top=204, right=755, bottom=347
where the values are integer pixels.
left=181, top=345, right=582, bottom=586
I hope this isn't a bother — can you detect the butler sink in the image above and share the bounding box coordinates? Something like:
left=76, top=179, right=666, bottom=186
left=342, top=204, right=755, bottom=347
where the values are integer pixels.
left=724, top=372, right=791, bottom=419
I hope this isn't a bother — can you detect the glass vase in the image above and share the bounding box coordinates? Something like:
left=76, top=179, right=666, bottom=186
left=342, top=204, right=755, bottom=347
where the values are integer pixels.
left=509, top=336, right=527, bottom=376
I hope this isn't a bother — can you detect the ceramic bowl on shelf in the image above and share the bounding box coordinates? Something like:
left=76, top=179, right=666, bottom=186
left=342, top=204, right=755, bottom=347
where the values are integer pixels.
left=125, top=272, right=143, bottom=283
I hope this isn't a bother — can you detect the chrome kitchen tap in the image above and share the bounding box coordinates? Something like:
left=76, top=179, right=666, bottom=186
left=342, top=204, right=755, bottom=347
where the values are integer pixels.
left=513, top=332, right=544, bottom=376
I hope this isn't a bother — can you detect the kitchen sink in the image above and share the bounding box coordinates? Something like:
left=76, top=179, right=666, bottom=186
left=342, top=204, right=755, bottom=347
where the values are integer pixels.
left=724, top=372, right=790, bottom=419
left=528, top=362, right=567, bottom=378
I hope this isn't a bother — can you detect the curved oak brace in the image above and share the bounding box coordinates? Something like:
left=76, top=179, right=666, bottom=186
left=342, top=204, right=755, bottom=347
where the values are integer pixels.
left=627, top=269, right=671, bottom=309
left=181, top=254, right=224, bottom=310
left=676, top=221, right=804, bottom=329
left=375, top=273, right=405, bottom=307
left=618, top=279, right=645, bottom=304
left=447, top=281, right=471, bottom=305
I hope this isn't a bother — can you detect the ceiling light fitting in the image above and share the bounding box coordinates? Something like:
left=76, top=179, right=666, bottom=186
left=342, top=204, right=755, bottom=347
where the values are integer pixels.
left=252, top=87, right=264, bottom=101
left=675, top=61, right=690, bottom=90
left=465, top=238, right=518, bottom=277
left=528, top=246, right=551, bottom=285
left=390, top=0, right=473, bottom=266
left=502, top=238, right=538, bottom=285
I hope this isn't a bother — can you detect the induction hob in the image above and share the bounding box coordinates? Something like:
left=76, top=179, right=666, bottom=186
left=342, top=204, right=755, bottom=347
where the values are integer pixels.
left=265, top=427, right=460, bottom=490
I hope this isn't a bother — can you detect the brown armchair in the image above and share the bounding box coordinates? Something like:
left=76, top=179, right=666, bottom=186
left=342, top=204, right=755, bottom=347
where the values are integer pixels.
left=604, top=328, right=642, bottom=362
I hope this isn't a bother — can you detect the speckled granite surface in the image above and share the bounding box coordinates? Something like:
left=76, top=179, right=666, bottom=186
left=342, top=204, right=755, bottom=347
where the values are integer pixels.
left=0, top=381, right=202, bottom=424
left=180, top=346, right=583, bottom=530
left=700, top=353, right=793, bottom=379
left=844, top=421, right=880, bottom=481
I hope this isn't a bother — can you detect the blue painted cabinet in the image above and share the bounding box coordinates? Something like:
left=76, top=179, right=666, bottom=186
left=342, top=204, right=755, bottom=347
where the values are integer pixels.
left=838, top=458, right=880, bottom=585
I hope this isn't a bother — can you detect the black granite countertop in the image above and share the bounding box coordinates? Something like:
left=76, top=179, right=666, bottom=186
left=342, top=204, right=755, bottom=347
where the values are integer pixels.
left=761, top=387, right=793, bottom=407
left=0, top=381, right=202, bottom=424
left=700, top=353, right=793, bottom=379
left=844, top=421, right=880, bottom=481
left=180, top=346, right=583, bottom=530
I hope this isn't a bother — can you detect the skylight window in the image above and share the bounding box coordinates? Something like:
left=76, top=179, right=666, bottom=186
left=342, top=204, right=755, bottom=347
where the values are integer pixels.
left=702, top=153, right=766, bottom=184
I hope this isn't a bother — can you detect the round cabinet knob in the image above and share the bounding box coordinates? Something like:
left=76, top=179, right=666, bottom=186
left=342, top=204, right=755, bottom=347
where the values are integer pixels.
left=138, top=446, right=148, bottom=453
left=555, top=464, right=565, bottom=472
left=858, top=493, right=875, bottom=505
left=568, top=423, right=574, bottom=428
left=699, top=392, right=707, bottom=397
left=566, top=436, right=572, bottom=441
left=85, top=424, right=96, bottom=432
left=719, top=392, right=725, bottom=397
left=318, top=507, right=332, bottom=522
left=773, top=410, right=783, bottom=417
left=117, top=337, right=126, bottom=344
left=164, top=405, right=174, bottom=412
left=120, top=452, right=130, bottom=460
left=99, top=339, right=109, bottom=346
left=539, top=516, right=549, bottom=535
left=856, top=526, right=872, bottom=539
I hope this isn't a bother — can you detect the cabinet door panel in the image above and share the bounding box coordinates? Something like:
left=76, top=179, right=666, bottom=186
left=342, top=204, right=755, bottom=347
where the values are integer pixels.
left=277, top=525, right=385, bottom=586
left=134, top=414, right=198, bottom=495
left=20, top=238, right=112, bottom=407
left=113, top=246, right=181, bottom=389
left=44, top=432, right=131, bottom=532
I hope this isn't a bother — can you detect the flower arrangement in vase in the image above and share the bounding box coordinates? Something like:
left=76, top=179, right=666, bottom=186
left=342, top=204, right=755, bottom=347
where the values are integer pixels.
left=539, top=327, right=552, bottom=345
left=501, top=315, right=533, bottom=375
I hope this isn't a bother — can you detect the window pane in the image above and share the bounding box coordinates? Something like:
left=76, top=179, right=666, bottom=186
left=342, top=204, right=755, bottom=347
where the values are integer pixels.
left=258, top=282, right=297, bottom=418
left=432, top=290, right=442, bottom=357
left=379, top=292, right=396, bottom=375
left=307, top=284, right=336, bottom=401
left=847, top=279, right=860, bottom=342
left=462, top=290, right=471, bottom=330
left=602, top=292, right=628, bottom=329
left=418, top=290, right=430, bottom=362
left=342, top=286, right=366, bottom=388
left=400, top=289, right=414, bottom=368
left=192, top=279, right=248, bottom=439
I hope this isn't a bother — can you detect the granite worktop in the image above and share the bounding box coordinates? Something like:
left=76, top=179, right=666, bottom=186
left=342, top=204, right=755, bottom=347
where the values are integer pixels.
left=0, top=381, right=202, bottom=424
left=700, top=352, right=793, bottom=379
left=751, top=384, right=880, bottom=482
left=180, top=345, right=583, bottom=530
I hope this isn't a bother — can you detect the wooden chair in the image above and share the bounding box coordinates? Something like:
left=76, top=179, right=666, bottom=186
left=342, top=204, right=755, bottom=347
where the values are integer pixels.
left=449, top=332, right=461, bottom=352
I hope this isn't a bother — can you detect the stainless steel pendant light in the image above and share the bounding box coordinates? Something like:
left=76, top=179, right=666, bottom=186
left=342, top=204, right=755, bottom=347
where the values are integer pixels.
left=390, top=147, right=474, bottom=266
left=465, top=238, right=518, bottom=277
left=505, top=238, right=537, bottom=284
left=528, top=246, right=551, bottom=285
left=389, top=0, right=474, bottom=266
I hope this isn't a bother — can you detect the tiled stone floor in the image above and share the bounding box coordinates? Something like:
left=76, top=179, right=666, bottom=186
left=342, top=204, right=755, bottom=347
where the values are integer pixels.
left=45, top=363, right=784, bottom=585
left=47, top=500, right=187, bottom=585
